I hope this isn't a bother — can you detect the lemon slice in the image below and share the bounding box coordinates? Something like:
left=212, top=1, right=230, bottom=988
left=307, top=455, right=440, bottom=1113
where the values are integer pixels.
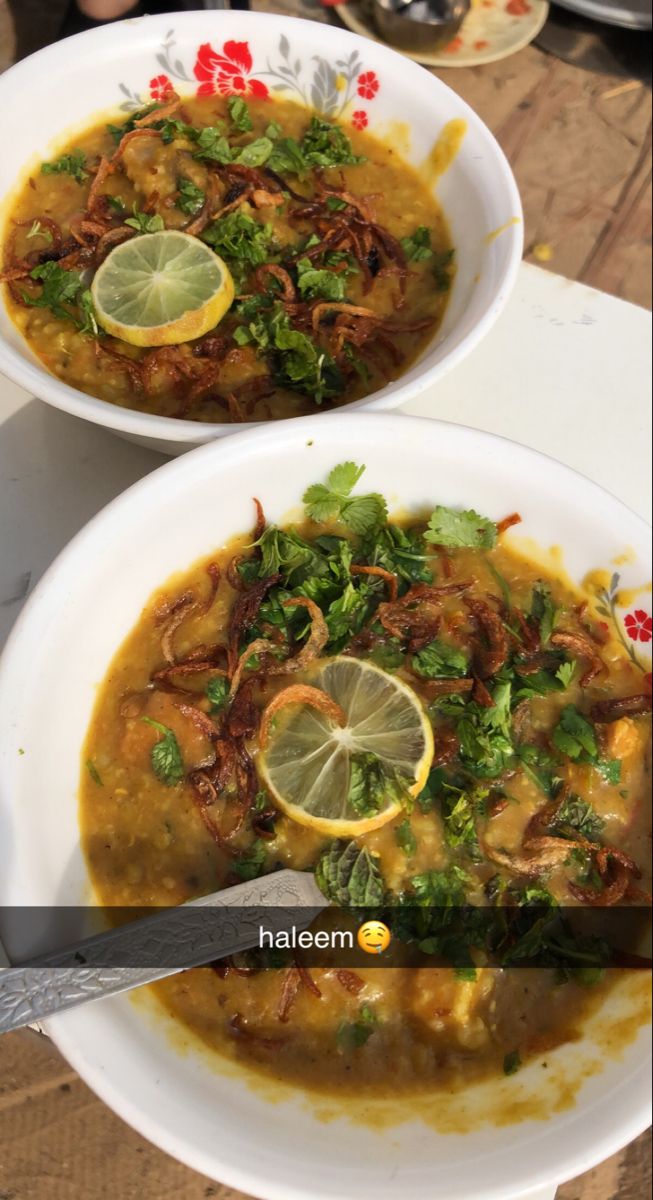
left=91, top=230, right=234, bottom=347
left=259, top=657, right=434, bottom=837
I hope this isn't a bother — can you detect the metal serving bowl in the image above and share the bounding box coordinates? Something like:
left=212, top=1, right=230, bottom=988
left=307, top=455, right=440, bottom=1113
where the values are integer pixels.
left=372, top=0, right=471, bottom=53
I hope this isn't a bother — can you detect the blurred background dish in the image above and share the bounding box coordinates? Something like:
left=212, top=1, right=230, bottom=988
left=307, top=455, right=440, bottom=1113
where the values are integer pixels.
left=336, top=0, right=550, bottom=67
left=372, top=0, right=471, bottom=53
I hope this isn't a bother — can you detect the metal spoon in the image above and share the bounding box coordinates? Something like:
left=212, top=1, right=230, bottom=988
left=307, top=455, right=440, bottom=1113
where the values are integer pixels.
left=0, top=869, right=326, bottom=1035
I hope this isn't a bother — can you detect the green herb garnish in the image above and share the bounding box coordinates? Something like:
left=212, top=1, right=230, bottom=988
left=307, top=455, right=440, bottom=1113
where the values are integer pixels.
left=303, top=462, right=387, bottom=535
left=141, top=717, right=184, bottom=786
left=424, top=506, right=497, bottom=550
left=41, top=150, right=88, bottom=184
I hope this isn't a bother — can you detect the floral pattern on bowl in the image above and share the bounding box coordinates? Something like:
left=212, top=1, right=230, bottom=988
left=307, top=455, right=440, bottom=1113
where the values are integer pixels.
left=119, top=30, right=381, bottom=129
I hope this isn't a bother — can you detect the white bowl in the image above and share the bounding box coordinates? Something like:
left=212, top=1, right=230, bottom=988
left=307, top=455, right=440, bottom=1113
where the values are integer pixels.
left=0, top=10, right=522, bottom=455
left=0, top=413, right=650, bottom=1198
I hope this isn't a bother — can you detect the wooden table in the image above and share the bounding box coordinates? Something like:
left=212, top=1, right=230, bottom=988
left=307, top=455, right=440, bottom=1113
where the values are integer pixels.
left=0, top=3, right=650, bottom=1198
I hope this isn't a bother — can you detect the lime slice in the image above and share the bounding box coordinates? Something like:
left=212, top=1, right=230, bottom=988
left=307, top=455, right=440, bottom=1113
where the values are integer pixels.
left=258, top=657, right=434, bottom=836
left=91, top=230, right=234, bottom=347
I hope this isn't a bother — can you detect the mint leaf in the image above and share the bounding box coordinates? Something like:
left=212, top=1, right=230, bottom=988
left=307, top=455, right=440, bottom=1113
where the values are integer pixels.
left=176, top=177, right=205, bottom=216
left=552, top=793, right=604, bottom=842
left=194, top=126, right=233, bottom=163
left=142, top=717, right=184, bottom=786
left=236, top=137, right=273, bottom=168
left=347, top=752, right=410, bottom=818
left=233, top=839, right=266, bottom=881
left=395, top=818, right=417, bottom=857
left=411, top=864, right=470, bottom=906
left=228, top=97, right=253, bottom=132
left=425, top=506, right=497, bottom=550
left=315, top=840, right=385, bottom=906
left=454, top=967, right=477, bottom=982
left=42, top=149, right=88, bottom=184
left=296, top=257, right=346, bottom=302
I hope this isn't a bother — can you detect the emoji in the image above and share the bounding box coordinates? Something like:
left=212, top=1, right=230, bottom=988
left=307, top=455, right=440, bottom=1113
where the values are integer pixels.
left=357, top=920, right=391, bottom=955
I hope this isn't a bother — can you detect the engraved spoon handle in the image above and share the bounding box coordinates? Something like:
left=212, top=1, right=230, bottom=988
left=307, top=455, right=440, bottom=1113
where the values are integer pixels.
left=0, top=869, right=326, bottom=1034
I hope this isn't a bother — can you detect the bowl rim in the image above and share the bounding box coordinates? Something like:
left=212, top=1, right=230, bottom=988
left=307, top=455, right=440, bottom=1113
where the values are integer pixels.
left=1, top=412, right=649, bottom=1197
left=0, top=9, right=523, bottom=444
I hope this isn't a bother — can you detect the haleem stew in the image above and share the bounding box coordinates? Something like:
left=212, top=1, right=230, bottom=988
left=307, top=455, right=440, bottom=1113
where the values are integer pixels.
left=0, top=94, right=453, bottom=423
left=80, top=464, right=652, bottom=1096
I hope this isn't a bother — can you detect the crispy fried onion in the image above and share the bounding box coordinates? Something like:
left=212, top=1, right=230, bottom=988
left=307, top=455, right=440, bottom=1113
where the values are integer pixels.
left=465, top=597, right=509, bottom=679
left=334, top=968, right=365, bottom=994
left=482, top=835, right=595, bottom=877
left=263, top=597, right=329, bottom=677
left=260, top=683, right=346, bottom=749
left=550, top=630, right=605, bottom=687
left=229, top=637, right=278, bottom=699
left=227, top=573, right=282, bottom=676
left=188, top=735, right=258, bottom=845
left=350, top=564, right=398, bottom=601
left=591, top=694, right=652, bottom=722
left=378, top=582, right=469, bottom=648
left=277, top=964, right=322, bottom=1022
left=156, top=591, right=196, bottom=665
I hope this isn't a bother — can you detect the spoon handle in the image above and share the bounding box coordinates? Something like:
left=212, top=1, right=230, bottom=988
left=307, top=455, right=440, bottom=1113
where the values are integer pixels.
left=0, top=870, right=325, bottom=1034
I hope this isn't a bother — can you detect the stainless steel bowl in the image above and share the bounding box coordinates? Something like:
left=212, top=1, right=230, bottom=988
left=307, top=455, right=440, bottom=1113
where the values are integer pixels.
left=372, top=0, right=471, bottom=53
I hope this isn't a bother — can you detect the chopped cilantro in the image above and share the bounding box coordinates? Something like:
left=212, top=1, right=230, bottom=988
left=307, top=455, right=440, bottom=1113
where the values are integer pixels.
left=125, top=209, right=165, bottom=234
left=425, top=506, right=497, bottom=550
left=503, top=1049, right=521, bottom=1075
left=400, top=226, right=433, bottom=262
left=301, top=116, right=365, bottom=168
left=85, top=759, right=103, bottom=786
left=206, top=675, right=229, bottom=713
left=412, top=638, right=468, bottom=679
left=41, top=150, right=88, bottom=184
left=24, top=262, right=83, bottom=324
left=337, top=1005, right=377, bottom=1051
left=141, top=717, right=184, bottom=786
left=202, top=212, right=274, bottom=273
left=26, top=220, right=53, bottom=244
left=551, top=706, right=618, bottom=788
left=236, top=304, right=343, bottom=403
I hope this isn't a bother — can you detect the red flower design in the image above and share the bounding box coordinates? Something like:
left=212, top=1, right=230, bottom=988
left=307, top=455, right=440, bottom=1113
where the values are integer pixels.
left=357, top=71, right=379, bottom=100
left=193, top=40, right=269, bottom=99
left=624, top=609, right=653, bottom=643
left=444, top=35, right=464, bottom=52
left=149, top=73, right=174, bottom=102
left=351, top=110, right=368, bottom=130
left=506, top=0, right=531, bottom=13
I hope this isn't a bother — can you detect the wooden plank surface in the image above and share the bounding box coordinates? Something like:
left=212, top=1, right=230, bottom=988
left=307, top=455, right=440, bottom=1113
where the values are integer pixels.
left=0, top=3, right=651, bottom=1198
left=0, top=1028, right=650, bottom=1200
